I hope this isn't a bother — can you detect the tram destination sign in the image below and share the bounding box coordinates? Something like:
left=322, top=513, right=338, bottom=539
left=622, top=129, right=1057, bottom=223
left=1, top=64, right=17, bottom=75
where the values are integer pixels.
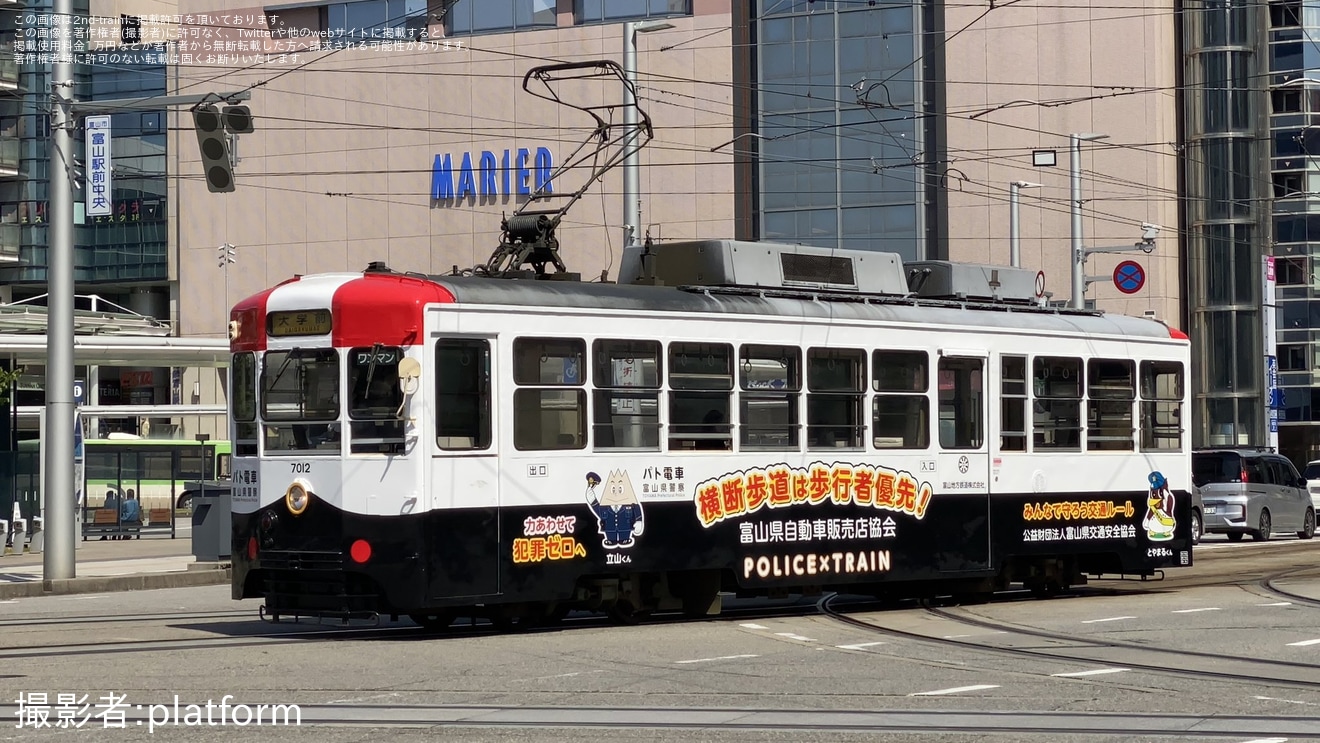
left=268, top=310, right=332, bottom=337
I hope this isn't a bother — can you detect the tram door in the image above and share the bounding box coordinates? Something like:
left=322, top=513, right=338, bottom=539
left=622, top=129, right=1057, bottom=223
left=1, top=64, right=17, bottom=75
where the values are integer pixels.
left=429, top=337, right=500, bottom=598
left=935, top=352, right=992, bottom=569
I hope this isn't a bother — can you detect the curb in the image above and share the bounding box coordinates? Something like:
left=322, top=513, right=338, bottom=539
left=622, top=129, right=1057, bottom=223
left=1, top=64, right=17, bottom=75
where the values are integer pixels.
left=0, top=566, right=231, bottom=599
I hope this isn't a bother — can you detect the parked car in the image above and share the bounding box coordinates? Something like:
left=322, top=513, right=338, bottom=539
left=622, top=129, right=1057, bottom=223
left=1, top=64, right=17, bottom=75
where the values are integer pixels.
left=1304, top=460, right=1320, bottom=513
left=1192, top=448, right=1316, bottom=542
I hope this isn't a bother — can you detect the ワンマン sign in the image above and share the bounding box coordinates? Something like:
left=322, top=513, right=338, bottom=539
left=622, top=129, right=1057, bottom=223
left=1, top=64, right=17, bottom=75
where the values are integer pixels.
left=430, top=147, right=553, bottom=201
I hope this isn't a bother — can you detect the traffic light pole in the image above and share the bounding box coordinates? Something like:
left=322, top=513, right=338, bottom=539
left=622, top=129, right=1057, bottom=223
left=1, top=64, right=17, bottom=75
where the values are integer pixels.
left=44, top=0, right=75, bottom=581
left=43, top=88, right=250, bottom=581
left=68, top=91, right=252, bottom=115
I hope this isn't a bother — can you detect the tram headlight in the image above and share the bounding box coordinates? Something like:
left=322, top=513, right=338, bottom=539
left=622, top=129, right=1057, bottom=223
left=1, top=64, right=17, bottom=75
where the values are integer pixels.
left=285, top=480, right=311, bottom=516
left=259, top=510, right=279, bottom=548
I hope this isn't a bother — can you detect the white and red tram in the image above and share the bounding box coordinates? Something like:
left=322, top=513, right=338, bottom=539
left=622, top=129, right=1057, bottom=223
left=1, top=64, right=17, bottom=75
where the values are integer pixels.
left=228, top=241, right=1193, bottom=627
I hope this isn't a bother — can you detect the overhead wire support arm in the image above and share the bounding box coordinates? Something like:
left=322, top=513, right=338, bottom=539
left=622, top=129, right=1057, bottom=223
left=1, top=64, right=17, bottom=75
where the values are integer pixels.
left=476, top=60, right=654, bottom=280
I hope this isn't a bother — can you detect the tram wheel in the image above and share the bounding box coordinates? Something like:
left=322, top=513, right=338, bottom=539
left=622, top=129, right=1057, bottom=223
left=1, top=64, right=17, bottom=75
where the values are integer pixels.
left=1028, top=580, right=1062, bottom=599
left=678, top=574, right=723, bottom=618
left=409, top=612, right=454, bottom=631
left=486, top=608, right=520, bottom=632
left=531, top=603, right=570, bottom=627
left=608, top=600, right=649, bottom=626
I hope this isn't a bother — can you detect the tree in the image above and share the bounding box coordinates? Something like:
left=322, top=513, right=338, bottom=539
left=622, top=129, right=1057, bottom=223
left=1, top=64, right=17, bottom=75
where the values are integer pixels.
left=0, top=366, right=22, bottom=408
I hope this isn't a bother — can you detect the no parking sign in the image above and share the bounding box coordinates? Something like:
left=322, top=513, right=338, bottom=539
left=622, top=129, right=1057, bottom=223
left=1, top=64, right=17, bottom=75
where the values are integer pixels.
left=1113, top=260, right=1145, bottom=295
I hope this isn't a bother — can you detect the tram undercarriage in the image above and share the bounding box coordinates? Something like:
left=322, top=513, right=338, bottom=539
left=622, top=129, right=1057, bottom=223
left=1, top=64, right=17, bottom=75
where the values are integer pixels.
left=244, top=549, right=1161, bottom=631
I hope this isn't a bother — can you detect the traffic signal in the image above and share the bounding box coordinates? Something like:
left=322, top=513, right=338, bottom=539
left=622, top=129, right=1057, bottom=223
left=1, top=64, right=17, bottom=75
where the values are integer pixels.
left=222, top=105, right=253, bottom=134
left=192, top=104, right=233, bottom=193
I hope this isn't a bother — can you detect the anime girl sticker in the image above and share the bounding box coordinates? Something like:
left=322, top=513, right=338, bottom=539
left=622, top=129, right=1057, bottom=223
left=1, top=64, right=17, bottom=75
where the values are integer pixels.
left=1143, top=471, right=1176, bottom=542
left=585, top=470, right=645, bottom=549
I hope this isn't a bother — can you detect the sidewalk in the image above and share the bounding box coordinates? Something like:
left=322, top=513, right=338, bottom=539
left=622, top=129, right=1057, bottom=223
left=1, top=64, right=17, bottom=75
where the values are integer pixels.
left=0, top=523, right=230, bottom=599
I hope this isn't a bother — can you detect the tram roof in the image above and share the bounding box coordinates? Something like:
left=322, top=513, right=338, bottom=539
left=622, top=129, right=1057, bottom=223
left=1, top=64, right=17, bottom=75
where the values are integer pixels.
left=424, top=275, right=1183, bottom=342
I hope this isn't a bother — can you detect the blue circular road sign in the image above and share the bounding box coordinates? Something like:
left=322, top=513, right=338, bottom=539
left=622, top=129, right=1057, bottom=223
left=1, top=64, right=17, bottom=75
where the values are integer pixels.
left=1113, top=260, right=1145, bottom=295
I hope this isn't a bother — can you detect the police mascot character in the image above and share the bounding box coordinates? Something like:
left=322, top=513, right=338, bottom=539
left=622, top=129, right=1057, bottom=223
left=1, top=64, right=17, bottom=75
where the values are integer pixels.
left=586, top=470, right=645, bottom=548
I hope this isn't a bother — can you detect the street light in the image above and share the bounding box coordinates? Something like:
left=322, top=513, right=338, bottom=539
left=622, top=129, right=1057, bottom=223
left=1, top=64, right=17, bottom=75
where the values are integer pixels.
left=622, top=19, right=674, bottom=251
left=1070, top=132, right=1109, bottom=308
left=1009, top=181, right=1041, bottom=268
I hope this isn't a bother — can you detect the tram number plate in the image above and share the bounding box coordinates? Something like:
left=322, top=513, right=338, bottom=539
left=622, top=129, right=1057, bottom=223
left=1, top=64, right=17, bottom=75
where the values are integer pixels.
left=290, top=462, right=311, bottom=474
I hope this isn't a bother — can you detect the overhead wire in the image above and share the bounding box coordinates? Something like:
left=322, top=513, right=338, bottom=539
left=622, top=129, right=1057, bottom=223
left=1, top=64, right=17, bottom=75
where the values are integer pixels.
left=83, top=1, right=1290, bottom=255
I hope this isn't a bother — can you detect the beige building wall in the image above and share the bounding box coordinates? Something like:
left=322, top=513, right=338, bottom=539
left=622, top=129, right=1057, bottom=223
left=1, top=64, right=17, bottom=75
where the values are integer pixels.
left=88, top=0, right=182, bottom=48
left=170, top=6, right=737, bottom=338
left=944, top=0, right=1181, bottom=324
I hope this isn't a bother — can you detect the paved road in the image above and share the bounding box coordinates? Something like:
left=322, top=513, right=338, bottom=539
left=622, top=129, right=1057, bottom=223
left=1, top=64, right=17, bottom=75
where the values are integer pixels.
left=0, top=538, right=1316, bottom=742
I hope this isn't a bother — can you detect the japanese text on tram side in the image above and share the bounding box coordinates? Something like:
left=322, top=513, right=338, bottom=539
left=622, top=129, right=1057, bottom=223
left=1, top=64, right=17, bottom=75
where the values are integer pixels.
left=696, top=462, right=933, bottom=528
left=1021, top=500, right=1136, bottom=522
left=1022, top=524, right=1139, bottom=542
left=739, top=516, right=898, bottom=544
left=512, top=514, right=585, bottom=564
left=232, top=466, right=259, bottom=503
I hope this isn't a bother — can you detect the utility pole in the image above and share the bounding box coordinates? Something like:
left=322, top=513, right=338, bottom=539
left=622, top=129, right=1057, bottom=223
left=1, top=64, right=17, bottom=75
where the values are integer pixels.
left=1069, top=132, right=1108, bottom=309
left=44, top=0, right=75, bottom=580
left=42, top=89, right=250, bottom=580
left=621, top=20, right=673, bottom=257
left=1008, top=180, right=1040, bottom=268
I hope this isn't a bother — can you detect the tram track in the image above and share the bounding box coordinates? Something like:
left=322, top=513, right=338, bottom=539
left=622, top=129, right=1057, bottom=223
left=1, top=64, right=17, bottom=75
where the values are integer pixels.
left=108, top=702, right=1320, bottom=738
left=0, top=594, right=951, bottom=660
left=1256, top=566, right=1320, bottom=608
left=0, top=608, right=253, bottom=629
left=0, top=621, right=431, bottom=661
left=818, top=593, right=1320, bottom=691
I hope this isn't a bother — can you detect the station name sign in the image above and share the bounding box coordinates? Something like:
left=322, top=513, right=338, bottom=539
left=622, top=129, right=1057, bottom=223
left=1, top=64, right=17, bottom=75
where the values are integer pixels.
left=430, top=146, right=553, bottom=202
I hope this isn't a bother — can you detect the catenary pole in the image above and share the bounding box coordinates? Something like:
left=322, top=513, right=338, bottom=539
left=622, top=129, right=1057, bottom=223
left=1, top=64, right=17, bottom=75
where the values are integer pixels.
left=43, top=85, right=250, bottom=578
left=44, top=0, right=76, bottom=580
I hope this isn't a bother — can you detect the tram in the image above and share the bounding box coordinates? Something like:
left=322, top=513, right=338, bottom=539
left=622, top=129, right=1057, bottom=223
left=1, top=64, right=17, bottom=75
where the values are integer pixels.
left=228, top=238, right=1194, bottom=628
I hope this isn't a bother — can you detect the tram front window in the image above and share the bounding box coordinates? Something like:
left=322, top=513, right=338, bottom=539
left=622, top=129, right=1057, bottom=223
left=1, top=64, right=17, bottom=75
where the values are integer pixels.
left=349, top=346, right=405, bottom=454
left=261, top=348, right=341, bottom=454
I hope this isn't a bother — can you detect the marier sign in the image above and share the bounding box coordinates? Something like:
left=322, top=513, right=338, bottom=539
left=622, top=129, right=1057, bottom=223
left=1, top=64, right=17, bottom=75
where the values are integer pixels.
left=430, top=147, right=553, bottom=201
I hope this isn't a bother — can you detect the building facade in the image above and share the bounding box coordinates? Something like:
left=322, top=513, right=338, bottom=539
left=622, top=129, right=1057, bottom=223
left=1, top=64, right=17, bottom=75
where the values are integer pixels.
left=6, top=0, right=1290, bottom=460
left=1267, top=0, right=1320, bottom=462
left=172, top=0, right=1184, bottom=323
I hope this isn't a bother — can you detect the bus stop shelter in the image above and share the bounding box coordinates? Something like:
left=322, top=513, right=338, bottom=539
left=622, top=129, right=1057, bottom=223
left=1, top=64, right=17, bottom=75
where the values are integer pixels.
left=0, top=316, right=231, bottom=533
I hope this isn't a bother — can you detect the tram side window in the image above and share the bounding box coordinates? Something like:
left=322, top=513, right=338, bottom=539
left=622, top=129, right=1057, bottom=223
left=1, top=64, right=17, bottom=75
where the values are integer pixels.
left=435, top=339, right=491, bottom=450
left=348, top=346, right=405, bottom=454
left=669, top=342, right=733, bottom=451
left=513, top=338, right=586, bottom=451
left=1139, top=360, right=1184, bottom=451
left=872, top=350, right=929, bottom=449
left=592, top=339, right=661, bottom=450
left=231, top=352, right=258, bottom=457
left=1033, top=357, right=1081, bottom=450
left=938, top=357, right=983, bottom=449
left=740, top=345, right=801, bottom=451
left=1000, top=355, right=1027, bottom=452
left=260, top=348, right=341, bottom=454
left=1087, top=359, right=1135, bottom=451
left=807, top=348, right=865, bottom=449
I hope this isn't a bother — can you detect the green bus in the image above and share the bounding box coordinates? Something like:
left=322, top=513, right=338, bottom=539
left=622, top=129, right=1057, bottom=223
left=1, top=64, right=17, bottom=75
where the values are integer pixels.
left=17, top=436, right=232, bottom=513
